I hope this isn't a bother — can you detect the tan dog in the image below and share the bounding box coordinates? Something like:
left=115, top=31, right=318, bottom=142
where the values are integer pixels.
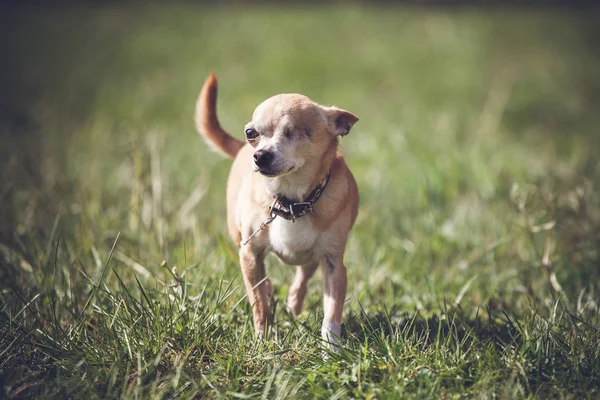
left=195, top=73, right=359, bottom=349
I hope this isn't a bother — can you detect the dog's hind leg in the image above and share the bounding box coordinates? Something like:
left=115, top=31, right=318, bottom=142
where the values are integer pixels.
left=322, top=256, right=347, bottom=352
left=239, top=246, right=272, bottom=337
left=287, top=262, right=319, bottom=316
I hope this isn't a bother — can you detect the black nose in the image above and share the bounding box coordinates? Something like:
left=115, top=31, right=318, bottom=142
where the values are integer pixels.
left=253, top=150, right=273, bottom=168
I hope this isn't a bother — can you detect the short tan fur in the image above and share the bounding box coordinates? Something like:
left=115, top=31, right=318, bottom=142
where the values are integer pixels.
left=195, top=73, right=359, bottom=350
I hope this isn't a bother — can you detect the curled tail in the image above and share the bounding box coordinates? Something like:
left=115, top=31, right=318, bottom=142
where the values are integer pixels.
left=195, top=72, right=244, bottom=158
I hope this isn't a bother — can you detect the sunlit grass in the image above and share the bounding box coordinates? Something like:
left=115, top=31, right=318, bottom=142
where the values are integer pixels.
left=1, top=4, right=600, bottom=398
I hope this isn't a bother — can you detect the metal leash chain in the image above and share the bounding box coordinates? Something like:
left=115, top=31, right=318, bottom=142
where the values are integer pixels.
left=242, top=215, right=275, bottom=246
left=242, top=198, right=279, bottom=246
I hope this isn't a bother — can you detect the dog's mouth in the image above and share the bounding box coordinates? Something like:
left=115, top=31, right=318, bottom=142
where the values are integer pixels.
left=254, top=165, right=295, bottom=178
left=258, top=169, right=279, bottom=177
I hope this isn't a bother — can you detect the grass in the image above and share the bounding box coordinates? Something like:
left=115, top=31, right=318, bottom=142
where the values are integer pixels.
left=1, top=3, right=600, bottom=399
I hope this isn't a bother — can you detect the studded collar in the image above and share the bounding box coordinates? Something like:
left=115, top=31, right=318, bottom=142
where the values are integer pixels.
left=269, top=171, right=331, bottom=222
left=242, top=171, right=332, bottom=246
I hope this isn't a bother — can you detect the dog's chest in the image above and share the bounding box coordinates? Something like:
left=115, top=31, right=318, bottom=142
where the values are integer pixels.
left=268, top=217, right=319, bottom=265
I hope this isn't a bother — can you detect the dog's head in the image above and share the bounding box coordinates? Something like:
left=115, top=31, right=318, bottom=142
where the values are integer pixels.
left=243, top=94, right=358, bottom=177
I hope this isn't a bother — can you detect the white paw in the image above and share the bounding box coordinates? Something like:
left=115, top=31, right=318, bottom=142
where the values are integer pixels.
left=321, top=321, right=341, bottom=352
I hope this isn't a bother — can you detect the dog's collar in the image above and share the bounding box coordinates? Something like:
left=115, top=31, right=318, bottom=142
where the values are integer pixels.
left=270, top=171, right=331, bottom=222
left=242, top=171, right=331, bottom=246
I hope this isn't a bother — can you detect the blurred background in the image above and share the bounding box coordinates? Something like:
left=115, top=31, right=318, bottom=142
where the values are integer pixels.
left=1, top=2, right=600, bottom=306
left=2, top=3, right=599, bottom=288
left=1, top=3, right=600, bottom=397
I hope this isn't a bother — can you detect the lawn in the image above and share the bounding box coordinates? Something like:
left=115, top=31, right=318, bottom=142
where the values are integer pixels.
left=1, top=4, right=600, bottom=399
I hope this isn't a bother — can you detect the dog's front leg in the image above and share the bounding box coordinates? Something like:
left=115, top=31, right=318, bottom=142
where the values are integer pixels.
left=239, top=245, right=271, bottom=337
left=322, top=256, right=347, bottom=351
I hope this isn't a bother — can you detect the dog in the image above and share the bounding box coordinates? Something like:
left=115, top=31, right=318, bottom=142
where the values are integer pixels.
left=195, top=72, right=359, bottom=350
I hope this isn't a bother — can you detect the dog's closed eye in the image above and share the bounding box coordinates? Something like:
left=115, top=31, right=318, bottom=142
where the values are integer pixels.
left=284, top=127, right=311, bottom=140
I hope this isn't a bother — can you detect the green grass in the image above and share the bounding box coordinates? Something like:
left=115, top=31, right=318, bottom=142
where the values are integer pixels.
left=1, top=4, right=600, bottom=399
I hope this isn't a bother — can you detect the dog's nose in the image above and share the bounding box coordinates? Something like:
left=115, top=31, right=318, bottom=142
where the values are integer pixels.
left=253, top=150, right=273, bottom=168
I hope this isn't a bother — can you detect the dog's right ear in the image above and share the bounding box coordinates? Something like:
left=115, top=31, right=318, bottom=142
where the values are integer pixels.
left=325, top=107, right=359, bottom=137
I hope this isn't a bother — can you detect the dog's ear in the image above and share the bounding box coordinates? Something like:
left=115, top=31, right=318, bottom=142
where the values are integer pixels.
left=326, top=107, right=359, bottom=137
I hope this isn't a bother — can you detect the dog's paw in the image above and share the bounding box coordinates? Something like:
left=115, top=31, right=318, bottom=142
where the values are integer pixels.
left=254, top=320, right=271, bottom=340
left=287, top=299, right=302, bottom=316
left=321, top=321, right=342, bottom=353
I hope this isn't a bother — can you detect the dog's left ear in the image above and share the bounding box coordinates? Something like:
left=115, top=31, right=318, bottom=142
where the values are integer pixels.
left=326, top=107, right=359, bottom=137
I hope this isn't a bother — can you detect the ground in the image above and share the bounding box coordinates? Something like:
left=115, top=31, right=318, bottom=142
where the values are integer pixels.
left=1, top=4, right=600, bottom=399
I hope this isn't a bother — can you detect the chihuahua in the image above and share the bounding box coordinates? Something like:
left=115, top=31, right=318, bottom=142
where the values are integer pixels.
left=195, top=73, right=359, bottom=349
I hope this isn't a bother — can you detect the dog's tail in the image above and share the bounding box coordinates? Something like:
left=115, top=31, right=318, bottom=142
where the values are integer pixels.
left=195, top=72, right=244, bottom=159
